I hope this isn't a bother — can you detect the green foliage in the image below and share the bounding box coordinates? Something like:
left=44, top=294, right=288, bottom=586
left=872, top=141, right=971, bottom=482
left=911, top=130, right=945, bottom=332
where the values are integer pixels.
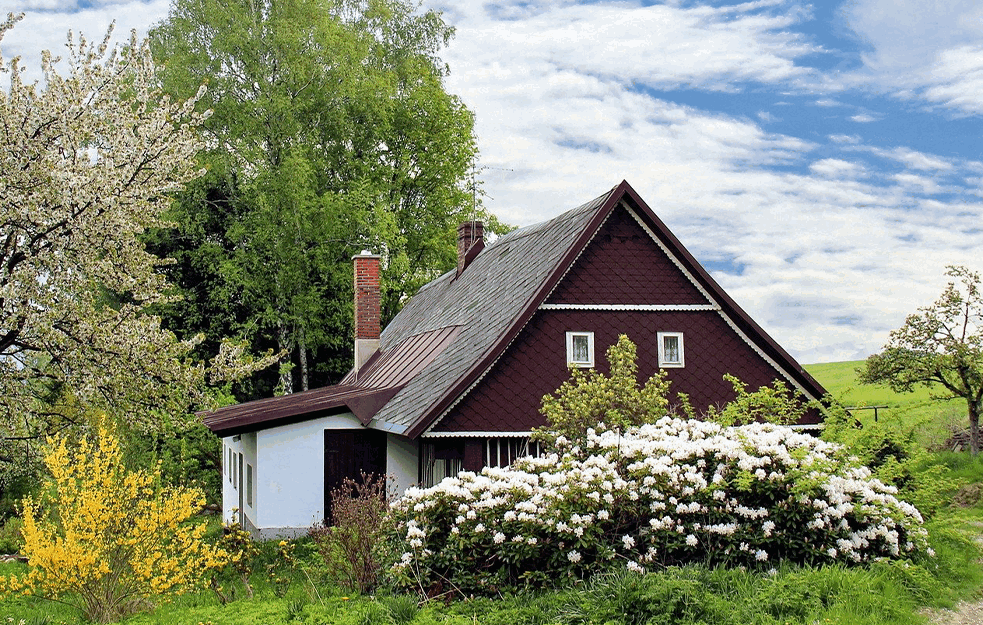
left=859, top=265, right=983, bottom=454
left=210, top=523, right=261, bottom=604
left=148, top=0, right=507, bottom=397
left=0, top=516, right=23, bottom=555
left=820, top=400, right=965, bottom=518
left=534, top=335, right=671, bottom=447
left=125, top=421, right=223, bottom=504
left=701, top=374, right=811, bottom=426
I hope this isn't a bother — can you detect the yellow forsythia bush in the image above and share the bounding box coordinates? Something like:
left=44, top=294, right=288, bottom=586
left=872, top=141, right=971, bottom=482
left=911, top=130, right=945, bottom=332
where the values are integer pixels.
left=0, top=426, right=228, bottom=623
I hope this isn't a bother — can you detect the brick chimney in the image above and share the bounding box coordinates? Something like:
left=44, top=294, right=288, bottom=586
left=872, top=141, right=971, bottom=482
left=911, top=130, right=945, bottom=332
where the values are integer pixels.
left=353, top=250, right=381, bottom=372
left=457, top=220, right=484, bottom=277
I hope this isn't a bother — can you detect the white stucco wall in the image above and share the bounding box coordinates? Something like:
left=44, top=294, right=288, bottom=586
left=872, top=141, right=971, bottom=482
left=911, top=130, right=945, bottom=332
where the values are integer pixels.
left=255, top=413, right=363, bottom=536
left=386, top=433, right=418, bottom=494
left=223, top=414, right=422, bottom=539
left=221, top=432, right=257, bottom=529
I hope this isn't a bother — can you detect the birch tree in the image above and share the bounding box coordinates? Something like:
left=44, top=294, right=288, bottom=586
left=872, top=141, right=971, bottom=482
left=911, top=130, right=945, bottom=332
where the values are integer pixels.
left=148, top=0, right=507, bottom=397
left=0, top=15, right=265, bottom=451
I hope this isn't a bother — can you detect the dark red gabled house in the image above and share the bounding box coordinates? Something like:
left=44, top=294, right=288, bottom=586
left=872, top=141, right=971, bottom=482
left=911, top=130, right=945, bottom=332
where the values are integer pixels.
left=206, top=181, right=828, bottom=538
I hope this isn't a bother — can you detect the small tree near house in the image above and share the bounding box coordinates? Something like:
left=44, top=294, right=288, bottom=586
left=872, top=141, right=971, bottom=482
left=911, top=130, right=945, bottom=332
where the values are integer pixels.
left=860, top=265, right=983, bottom=454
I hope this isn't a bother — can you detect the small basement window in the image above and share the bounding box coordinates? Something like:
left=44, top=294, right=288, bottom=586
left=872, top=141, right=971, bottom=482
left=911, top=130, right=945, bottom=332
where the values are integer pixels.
left=658, top=332, right=684, bottom=368
left=566, top=331, right=594, bottom=368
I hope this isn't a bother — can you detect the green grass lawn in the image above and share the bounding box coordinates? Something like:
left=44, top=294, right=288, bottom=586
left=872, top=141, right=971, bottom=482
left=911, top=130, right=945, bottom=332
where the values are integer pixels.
left=1, top=361, right=980, bottom=624
left=805, top=360, right=966, bottom=446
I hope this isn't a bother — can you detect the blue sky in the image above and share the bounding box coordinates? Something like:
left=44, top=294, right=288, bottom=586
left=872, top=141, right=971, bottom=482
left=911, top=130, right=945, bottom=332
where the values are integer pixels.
left=3, top=0, right=982, bottom=364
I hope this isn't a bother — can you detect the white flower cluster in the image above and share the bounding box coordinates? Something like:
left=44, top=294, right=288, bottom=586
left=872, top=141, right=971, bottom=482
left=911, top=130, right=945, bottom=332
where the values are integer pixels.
left=389, top=418, right=929, bottom=589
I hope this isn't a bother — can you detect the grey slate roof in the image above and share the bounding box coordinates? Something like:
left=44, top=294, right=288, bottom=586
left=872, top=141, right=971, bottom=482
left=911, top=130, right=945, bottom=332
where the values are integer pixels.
left=370, top=187, right=614, bottom=435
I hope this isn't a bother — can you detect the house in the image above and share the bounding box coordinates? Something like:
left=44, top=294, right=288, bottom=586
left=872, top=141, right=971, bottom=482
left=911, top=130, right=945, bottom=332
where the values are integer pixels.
left=204, top=180, right=828, bottom=538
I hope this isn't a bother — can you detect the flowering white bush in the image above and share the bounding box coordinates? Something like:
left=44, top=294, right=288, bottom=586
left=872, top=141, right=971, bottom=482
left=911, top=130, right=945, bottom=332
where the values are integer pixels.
left=387, top=418, right=929, bottom=592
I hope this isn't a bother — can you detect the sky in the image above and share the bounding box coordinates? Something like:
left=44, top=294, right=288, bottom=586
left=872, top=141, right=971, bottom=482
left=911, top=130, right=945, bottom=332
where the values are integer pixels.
left=2, top=0, right=982, bottom=365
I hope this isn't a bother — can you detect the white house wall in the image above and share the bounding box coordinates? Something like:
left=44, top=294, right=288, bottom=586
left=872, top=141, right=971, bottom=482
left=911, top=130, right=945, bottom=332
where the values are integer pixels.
left=221, top=432, right=257, bottom=530
left=254, top=413, right=362, bottom=538
left=386, top=432, right=418, bottom=494
left=227, top=413, right=420, bottom=540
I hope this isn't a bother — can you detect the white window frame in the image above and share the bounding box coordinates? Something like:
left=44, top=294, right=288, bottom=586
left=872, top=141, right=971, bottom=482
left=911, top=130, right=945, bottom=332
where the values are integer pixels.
left=658, top=332, right=685, bottom=368
left=565, top=331, right=595, bottom=368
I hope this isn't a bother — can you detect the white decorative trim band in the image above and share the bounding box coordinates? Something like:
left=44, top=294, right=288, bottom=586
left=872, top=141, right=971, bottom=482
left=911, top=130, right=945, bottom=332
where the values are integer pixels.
left=422, top=431, right=534, bottom=438
left=540, top=303, right=719, bottom=311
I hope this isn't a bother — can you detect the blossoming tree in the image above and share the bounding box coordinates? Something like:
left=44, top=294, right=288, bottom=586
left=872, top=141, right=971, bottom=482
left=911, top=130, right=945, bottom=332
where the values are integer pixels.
left=860, top=265, right=983, bottom=455
left=0, top=15, right=270, bottom=454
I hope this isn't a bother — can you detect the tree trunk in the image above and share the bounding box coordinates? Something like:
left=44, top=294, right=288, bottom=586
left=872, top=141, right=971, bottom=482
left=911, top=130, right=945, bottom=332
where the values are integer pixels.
left=299, top=326, right=309, bottom=392
left=277, top=321, right=293, bottom=395
left=970, top=398, right=980, bottom=456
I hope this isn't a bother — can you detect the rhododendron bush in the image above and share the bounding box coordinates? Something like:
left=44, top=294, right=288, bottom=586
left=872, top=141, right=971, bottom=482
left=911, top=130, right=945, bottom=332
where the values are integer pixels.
left=388, top=418, right=930, bottom=593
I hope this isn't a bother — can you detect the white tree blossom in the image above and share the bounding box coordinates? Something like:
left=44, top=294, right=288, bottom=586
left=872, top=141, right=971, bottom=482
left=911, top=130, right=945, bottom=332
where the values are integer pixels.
left=0, top=14, right=269, bottom=444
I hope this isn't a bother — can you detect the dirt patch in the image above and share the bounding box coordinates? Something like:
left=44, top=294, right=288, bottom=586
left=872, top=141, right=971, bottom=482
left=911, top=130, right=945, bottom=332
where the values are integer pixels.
left=951, top=484, right=983, bottom=508
left=923, top=601, right=983, bottom=625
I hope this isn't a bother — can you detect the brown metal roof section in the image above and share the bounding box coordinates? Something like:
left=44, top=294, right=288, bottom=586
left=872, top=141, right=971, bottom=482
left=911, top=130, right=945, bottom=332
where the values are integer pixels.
left=340, top=326, right=461, bottom=388
left=405, top=180, right=828, bottom=438
left=203, top=326, right=461, bottom=437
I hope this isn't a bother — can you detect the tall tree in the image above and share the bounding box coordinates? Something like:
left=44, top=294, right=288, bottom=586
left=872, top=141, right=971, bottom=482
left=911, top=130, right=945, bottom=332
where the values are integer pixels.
left=148, top=0, right=502, bottom=397
left=0, top=16, right=265, bottom=451
left=859, top=265, right=983, bottom=454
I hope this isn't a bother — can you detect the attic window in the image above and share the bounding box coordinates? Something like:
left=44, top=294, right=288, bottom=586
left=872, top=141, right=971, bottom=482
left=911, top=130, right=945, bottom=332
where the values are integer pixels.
left=658, top=332, right=684, bottom=368
left=566, top=331, right=594, bottom=368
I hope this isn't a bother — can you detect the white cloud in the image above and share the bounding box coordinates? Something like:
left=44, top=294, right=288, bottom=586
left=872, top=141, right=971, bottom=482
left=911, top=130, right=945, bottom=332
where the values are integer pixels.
left=7, top=0, right=982, bottom=365
left=865, top=146, right=953, bottom=171
left=809, top=158, right=865, bottom=178
left=842, top=0, right=983, bottom=114
left=922, top=45, right=983, bottom=114
left=0, top=2, right=170, bottom=83
left=850, top=113, right=878, bottom=123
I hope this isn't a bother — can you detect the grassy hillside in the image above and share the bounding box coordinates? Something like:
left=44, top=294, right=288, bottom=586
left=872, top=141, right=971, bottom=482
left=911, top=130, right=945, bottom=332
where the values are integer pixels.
left=805, top=360, right=965, bottom=445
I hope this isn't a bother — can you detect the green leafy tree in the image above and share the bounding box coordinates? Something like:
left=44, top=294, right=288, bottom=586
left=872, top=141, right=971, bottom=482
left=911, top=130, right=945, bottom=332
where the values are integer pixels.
left=859, top=265, right=983, bottom=454
left=0, top=16, right=269, bottom=453
left=148, top=0, right=506, bottom=396
left=533, top=335, right=672, bottom=448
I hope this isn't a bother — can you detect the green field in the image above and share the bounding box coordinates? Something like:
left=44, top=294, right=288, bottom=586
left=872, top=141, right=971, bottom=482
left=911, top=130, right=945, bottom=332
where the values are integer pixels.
left=1, top=360, right=980, bottom=624
left=805, top=360, right=966, bottom=446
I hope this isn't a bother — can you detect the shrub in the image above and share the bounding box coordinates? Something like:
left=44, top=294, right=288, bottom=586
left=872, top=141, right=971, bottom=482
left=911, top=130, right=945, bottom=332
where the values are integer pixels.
left=209, top=521, right=260, bottom=603
left=310, top=472, right=394, bottom=594
left=0, top=426, right=227, bottom=623
left=533, top=335, right=671, bottom=448
left=0, top=516, right=24, bottom=554
left=387, top=418, right=930, bottom=594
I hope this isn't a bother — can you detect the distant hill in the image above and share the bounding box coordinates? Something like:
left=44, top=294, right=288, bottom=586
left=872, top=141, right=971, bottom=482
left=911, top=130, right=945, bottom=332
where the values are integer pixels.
left=804, top=360, right=962, bottom=443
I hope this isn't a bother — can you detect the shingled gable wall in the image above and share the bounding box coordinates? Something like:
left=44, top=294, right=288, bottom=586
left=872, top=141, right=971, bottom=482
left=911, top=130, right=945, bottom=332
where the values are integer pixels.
left=430, top=202, right=821, bottom=443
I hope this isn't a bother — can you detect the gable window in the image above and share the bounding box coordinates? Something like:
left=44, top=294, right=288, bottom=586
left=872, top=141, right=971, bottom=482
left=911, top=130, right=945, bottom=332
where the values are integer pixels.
left=658, top=332, right=684, bottom=368
left=566, top=331, right=594, bottom=367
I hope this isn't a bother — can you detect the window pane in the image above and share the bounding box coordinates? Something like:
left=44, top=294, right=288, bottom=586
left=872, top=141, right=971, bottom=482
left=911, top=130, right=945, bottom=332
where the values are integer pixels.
left=664, top=336, right=680, bottom=362
left=572, top=335, right=589, bottom=362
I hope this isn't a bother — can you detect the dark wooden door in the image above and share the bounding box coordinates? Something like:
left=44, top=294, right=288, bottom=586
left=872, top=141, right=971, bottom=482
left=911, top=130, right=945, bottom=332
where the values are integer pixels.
left=323, top=429, right=386, bottom=523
